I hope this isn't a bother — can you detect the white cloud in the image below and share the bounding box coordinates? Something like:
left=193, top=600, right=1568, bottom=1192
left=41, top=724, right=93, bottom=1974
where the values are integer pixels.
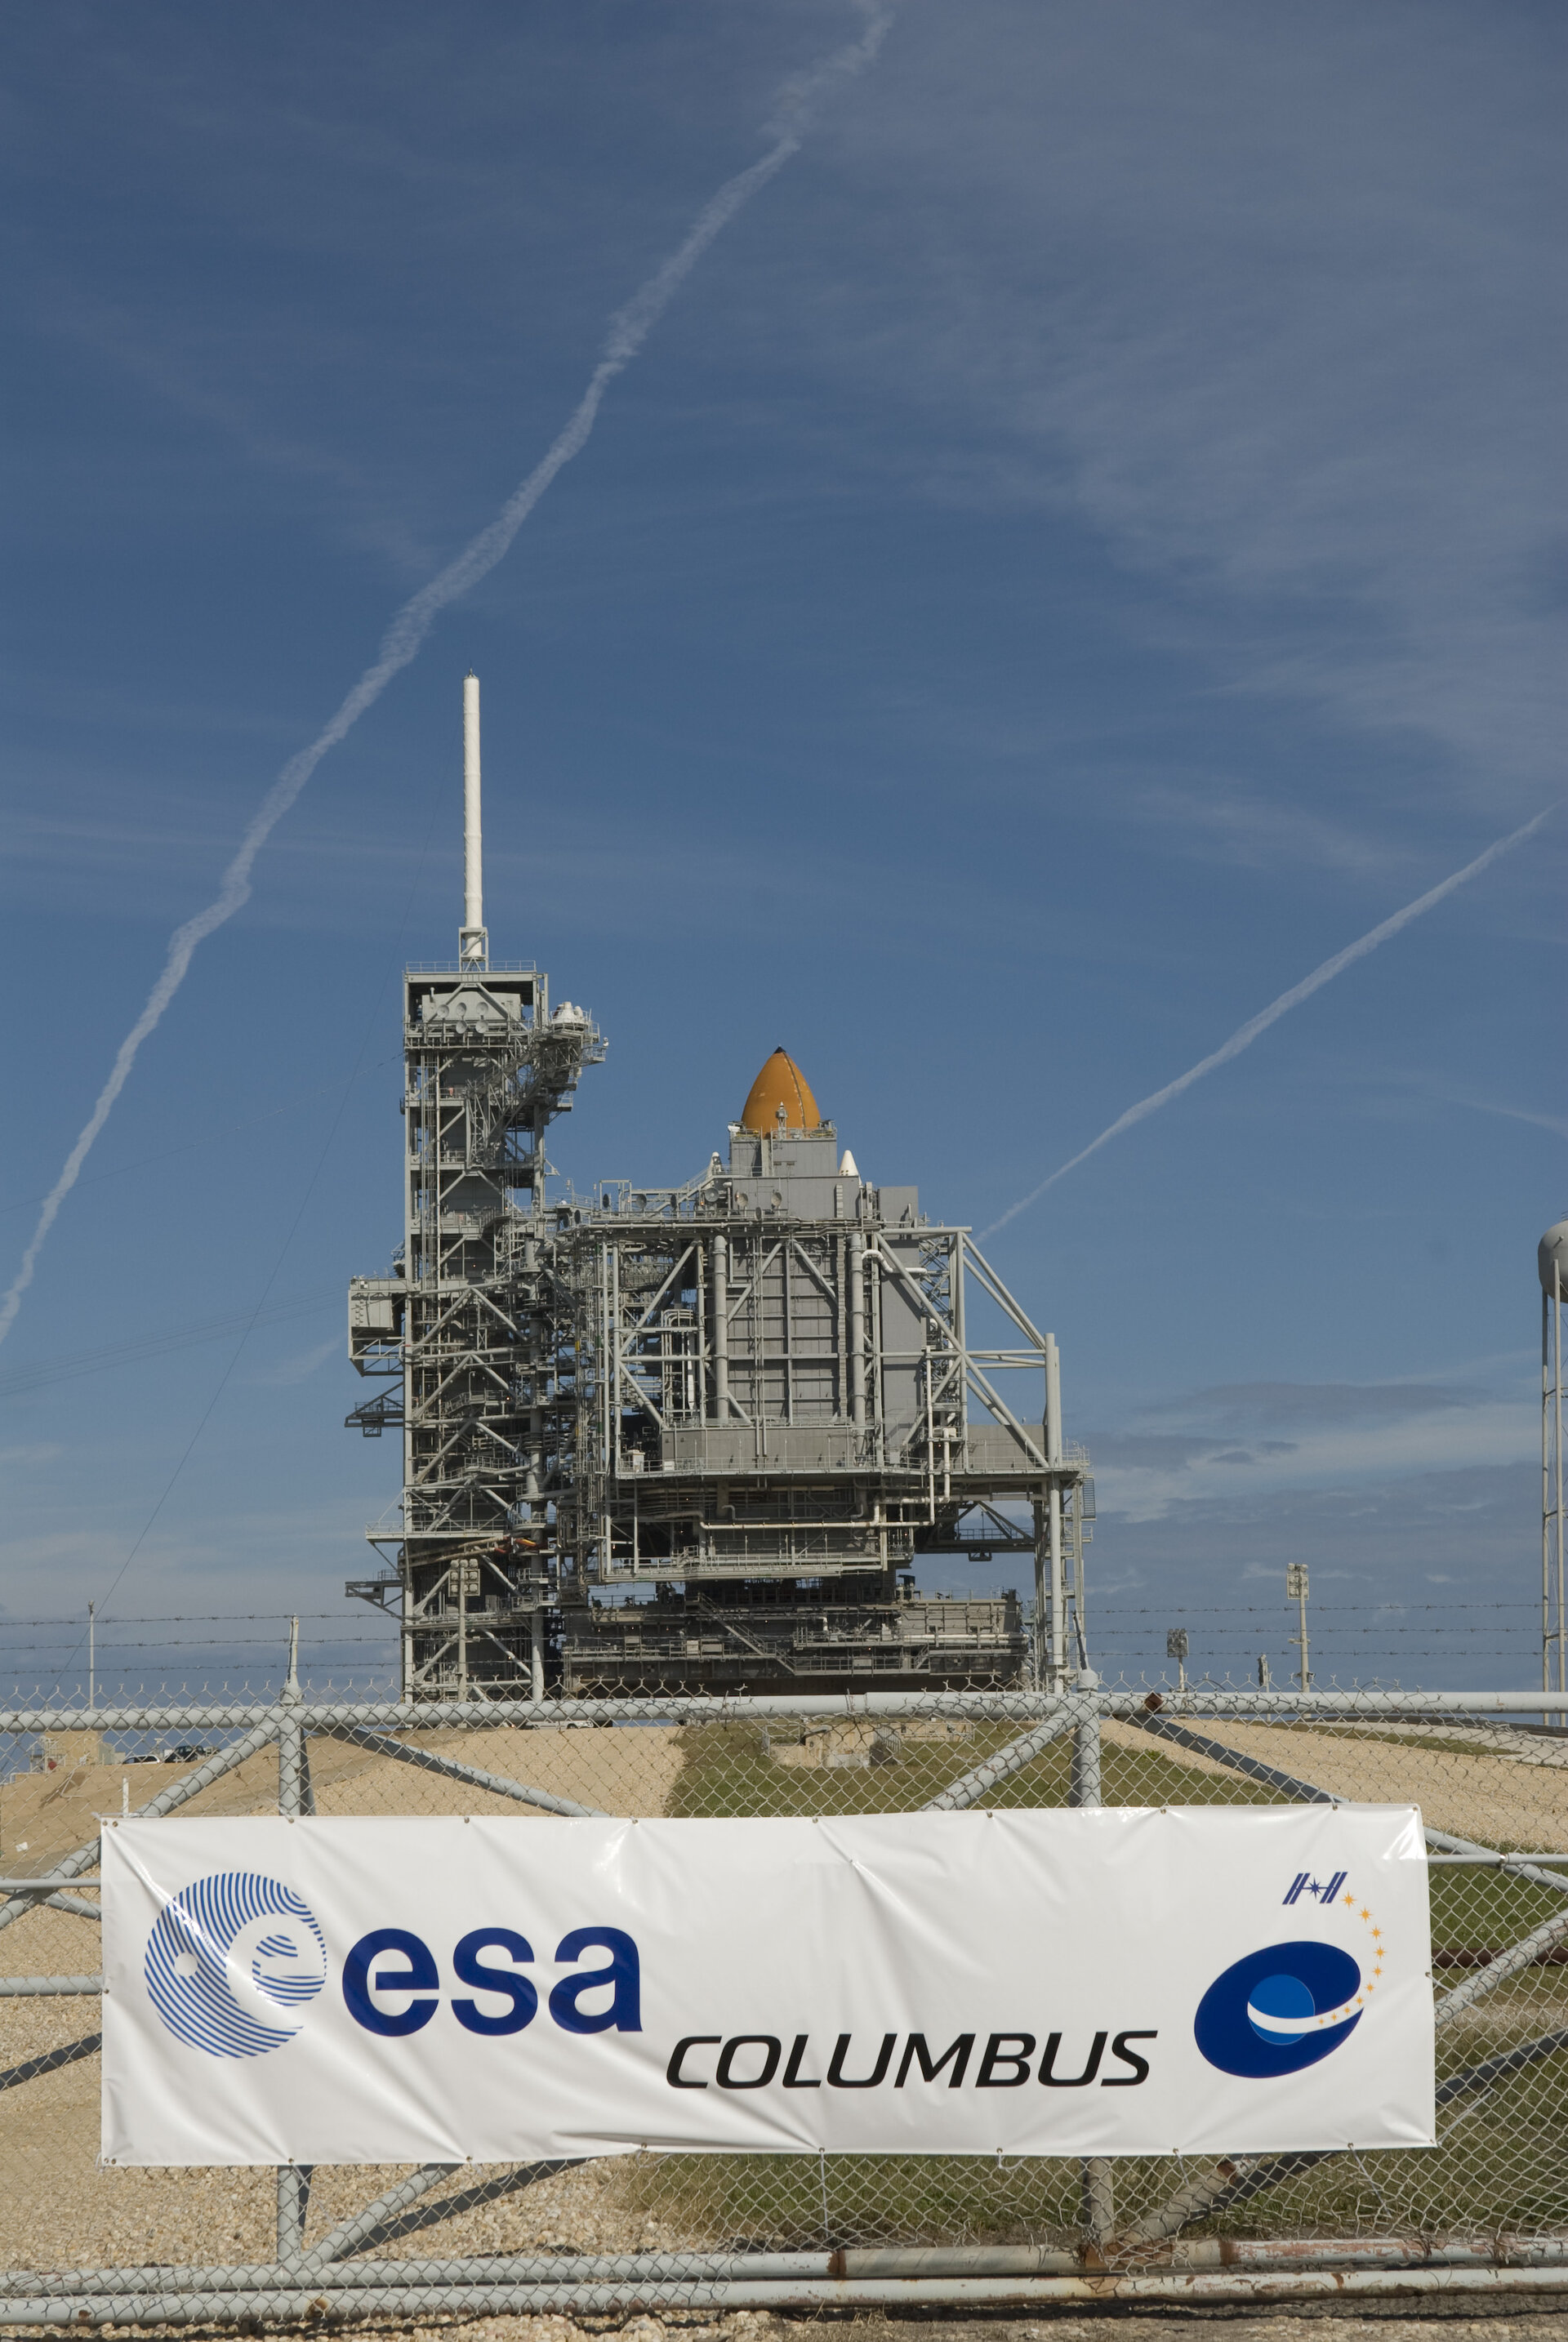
left=249, top=1334, right=342, bottom=1388
left=800, top=0, right=1565, bottom=811
left=1089, top=1372, right=1537, bottom=1521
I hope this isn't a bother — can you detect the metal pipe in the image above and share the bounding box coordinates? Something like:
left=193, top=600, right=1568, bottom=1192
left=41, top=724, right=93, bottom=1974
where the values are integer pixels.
left=0, top=2033, right=100, bottom=2095
left=0, top=1976, right=101, bottom=1995
left=20, top=2240, right=1568, bottom=2299
left=321, top=1723, right=604, bottom=1817
left=835, top=2240, right=1568, bottom=2276
left=1048, top=1484, right=1065, bottom=1688
left=300, top=2160, right=461, bottom=2272
left=1064, top=1675, right=1111, bottom=2244
left=11, top=1688, right=1568, bottom=1733
left=1547, top=1274, right=1556, bottom=1695
left=275, top=2166, right=310, bottom=2269
left=922, top=1708, right=1081, bottom=1811
left=6, top=2255, right=840, bottom=2298
left=0, top=1714, right=282, bottom=1939
left=710, top=1232, right=729, bottom=1423
left=7, top=2267, right=1568, bottom=2323
left=848, top=1234, right=865, bottom=1424
left=1428, top=1853, right=1568, bottom=1864
left=1423, top=1824, right=1568, bottom=1899
left=0, top=1880, right=102, bottom=1892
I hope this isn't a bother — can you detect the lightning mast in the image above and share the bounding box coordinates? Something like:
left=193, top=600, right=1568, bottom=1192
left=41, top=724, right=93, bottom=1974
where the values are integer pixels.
left=459, top=672, right=487, bottom=971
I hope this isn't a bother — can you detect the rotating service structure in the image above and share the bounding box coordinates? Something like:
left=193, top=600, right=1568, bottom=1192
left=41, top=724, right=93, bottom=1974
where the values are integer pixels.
left=345, top=681, right=1092, bottom=1699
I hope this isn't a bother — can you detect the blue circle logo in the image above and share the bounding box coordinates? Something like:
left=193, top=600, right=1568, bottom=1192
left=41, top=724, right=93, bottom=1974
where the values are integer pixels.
left=1194, top=1940, right=1363, bottom=2077
left=145, top=1872, right=327, bottom=2059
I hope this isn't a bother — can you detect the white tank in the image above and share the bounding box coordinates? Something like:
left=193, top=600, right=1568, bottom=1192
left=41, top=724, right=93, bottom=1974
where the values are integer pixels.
left=1540, top=1219, right=1568, bottom=1295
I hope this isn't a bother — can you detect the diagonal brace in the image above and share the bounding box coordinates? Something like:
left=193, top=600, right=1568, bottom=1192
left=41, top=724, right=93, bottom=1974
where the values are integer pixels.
left=0, top=2032, right=101, bottom=2094
left=323, top=1725, right=606, bottom=1817
left=923, top=1709, right=1083, bottom=1811
left=0, top=1716, right=281, bottom=1939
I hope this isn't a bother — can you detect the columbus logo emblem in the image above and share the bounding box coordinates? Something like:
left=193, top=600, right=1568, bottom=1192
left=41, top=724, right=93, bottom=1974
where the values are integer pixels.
left=1194, top=1940, right=1364, bottom=2077
left=1193, top=1871, right=1387, bottom=2078
left=145, top=1873, right=327, bottom=2059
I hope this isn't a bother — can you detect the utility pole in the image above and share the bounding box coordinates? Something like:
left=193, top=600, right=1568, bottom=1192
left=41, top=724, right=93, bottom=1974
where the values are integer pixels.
left=87, top=1601, right=96, bottom=1712
left=1045, top=1333, right=1065, bottom=1692
left=1166, top=1627, right=1188, bottom=1692
left=1286, top=1563, right=1310, bottom=1690
left=1543, top=1223, right=1567, bottom=1694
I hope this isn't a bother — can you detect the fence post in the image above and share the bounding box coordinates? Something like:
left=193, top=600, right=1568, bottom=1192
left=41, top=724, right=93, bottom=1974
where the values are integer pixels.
left=275, top=1623, right=313, bottom=2262
left=1068, top=1682, right=1113, bottom=2246
left=276, top=1617, right=315, bottom=1819
left=276, top=2161, right=311, bottom=2268
left=1069, top=1697, right=1101, bottom=1810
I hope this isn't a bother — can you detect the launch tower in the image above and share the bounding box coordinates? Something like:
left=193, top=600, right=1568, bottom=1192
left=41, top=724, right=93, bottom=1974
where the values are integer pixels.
left=346, top=683, right=1092, bottom=1698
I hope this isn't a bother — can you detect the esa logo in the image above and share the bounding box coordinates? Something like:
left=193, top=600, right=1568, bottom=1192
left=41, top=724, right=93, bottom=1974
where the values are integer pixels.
left=145, top=1872, right=327, bottom=2059
left=1194, top=1940, right=1363, bottom=2078
left=342, top=1926, right=641, bottom=2038
left=146, top=1881, right=640, bottom=2058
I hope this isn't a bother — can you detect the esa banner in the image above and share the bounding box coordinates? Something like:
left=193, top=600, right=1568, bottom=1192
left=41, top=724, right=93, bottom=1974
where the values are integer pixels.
left=101, top=1805, right=1432, bottom=2166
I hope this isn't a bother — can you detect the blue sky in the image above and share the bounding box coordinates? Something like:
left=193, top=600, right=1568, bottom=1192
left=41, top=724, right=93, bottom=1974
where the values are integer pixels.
left=1, top=0, right=1561, bottom=1694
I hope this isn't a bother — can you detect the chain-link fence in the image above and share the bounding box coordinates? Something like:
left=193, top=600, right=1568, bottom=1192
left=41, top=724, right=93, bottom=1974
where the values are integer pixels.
left=4, top=1685, right=1568, bottom=2322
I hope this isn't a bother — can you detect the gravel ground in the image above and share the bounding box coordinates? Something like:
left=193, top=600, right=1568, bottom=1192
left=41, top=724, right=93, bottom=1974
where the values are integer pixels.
left=1098, top=1722, right=1568, bottom=1850
left=0, top=1727, right=684, bottom=1876
left=7, top=2303, right=1568, bottom=2338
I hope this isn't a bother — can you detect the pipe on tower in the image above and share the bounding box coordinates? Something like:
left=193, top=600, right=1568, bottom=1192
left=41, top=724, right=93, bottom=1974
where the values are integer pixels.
left=710, top=1233, right=730, bottom=1423
left=848, top=1234, right=866, bottom=1426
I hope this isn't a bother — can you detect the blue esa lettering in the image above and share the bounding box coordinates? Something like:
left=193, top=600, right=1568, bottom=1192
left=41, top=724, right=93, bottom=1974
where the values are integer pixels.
left=343, top=1926, right=640, bottom=2038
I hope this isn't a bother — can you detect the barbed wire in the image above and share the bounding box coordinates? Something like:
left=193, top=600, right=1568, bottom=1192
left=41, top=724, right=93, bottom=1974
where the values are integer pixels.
left=1092, top=1600, right=1539, bottom=1614
left=0, top=1611, right=380, bottom=1627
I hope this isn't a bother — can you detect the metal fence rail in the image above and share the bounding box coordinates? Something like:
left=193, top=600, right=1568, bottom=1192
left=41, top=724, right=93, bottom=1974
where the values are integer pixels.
left=3, top=1682, right=1567, bottom=2324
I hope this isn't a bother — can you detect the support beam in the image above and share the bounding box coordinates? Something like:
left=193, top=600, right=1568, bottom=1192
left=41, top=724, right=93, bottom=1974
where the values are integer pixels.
left=0, top=1716, right=281, bottom=1939
left=321, top=1724, right=605, bottom=1817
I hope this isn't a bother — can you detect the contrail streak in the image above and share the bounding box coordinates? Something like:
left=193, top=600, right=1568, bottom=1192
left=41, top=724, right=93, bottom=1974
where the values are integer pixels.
left=982, top=804, right=1556, bottom=1240
left=0, top=5, right=894, bottom=1351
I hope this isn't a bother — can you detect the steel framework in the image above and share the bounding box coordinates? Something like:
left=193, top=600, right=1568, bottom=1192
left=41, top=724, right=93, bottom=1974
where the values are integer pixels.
left=346, top=961, right=604, bottom=1699
left=345, top=683, right=1090, bottom=1699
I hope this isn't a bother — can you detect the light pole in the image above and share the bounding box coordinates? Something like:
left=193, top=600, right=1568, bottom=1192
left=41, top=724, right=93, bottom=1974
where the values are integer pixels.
left=1286, top=1564, right=1310, bottom=1690
left=1165, top=1627, right=1189, bottom=1692
left=87, top=1601, right=95, bottom=1712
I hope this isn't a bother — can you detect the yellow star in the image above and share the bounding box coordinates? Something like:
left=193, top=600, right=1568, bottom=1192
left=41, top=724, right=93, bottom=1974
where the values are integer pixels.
left=1343, top=1892, right=1356, bottom=1905
left=1372, top=1927, right=1383, bottom=1940
left=1360, top=1906, right=1370, bottom=1920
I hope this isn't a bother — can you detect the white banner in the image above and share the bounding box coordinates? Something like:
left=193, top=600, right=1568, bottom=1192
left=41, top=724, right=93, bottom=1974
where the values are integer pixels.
left=101, top=1805, right=1432, bottom=2166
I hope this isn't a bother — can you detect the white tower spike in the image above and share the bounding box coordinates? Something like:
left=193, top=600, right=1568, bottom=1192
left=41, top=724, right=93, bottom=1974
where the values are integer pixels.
left=459, top=670, right=488, bottom=968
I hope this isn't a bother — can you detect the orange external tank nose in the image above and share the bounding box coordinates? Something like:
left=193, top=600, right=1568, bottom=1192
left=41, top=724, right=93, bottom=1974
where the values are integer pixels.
left=740, top=1048, right=821, bottom=1134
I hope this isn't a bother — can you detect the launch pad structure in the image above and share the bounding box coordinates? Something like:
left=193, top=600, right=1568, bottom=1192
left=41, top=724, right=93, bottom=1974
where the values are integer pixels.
left=345, top=679, right=1093, bottom=1700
